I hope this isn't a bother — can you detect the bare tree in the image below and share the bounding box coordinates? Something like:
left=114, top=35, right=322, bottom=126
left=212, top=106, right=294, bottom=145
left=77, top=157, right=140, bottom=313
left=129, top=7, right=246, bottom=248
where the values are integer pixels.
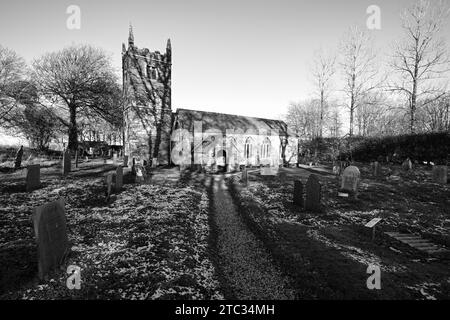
left=389, top=0, right=450, bottom=133
left=0, top=45, right=27, bottom=125
left=310, top=48, right=336, bottom=137
left=339, top=26, right=379, bottom=136
left=32, top=45, right=121, bottom=152
left=286, top=99, right=321, bottom=140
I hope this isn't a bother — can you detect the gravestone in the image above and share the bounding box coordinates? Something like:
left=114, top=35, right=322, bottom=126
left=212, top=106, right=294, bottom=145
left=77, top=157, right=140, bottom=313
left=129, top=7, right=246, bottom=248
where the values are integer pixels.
left=305, top=174, right=321, bottom=212
left=340, top=166, right=360, bottom=197
left=152, top=157, right=158, bottom=168
left=62, top=150, right=71, bottom=175
left=373, top=161, right=381, bottom=176
left=113, top=153, right=118, bottom=165
left=26, top=164, right=41, bottom=192
left=402, top=158, right=413, bottom=171
left=115, top=166, right=123, bottom=192
left=32, top=198, right=69, bottom=280
left=293, top=180, right=304, bottom=207
left=14, top=145, right=24, bottom=170
left=432, top=165, right=448, bottom=184
left=365, top=218, right=383, bottom=241
left=123, top=155, right=129, bottom=167
left=242, top=168, right=248, bottom=186
left=106, top=174, right=113, bottom=198
left=279, top=171, right=287, bottom=184
left=136, top=166, right=145, bottom=183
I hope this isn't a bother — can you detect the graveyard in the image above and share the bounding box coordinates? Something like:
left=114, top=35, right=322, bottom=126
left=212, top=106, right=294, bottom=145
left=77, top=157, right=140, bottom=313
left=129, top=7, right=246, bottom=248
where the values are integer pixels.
left=0, top=158, right=222, bottom=299
left=227, top=162, right=450, bottom=299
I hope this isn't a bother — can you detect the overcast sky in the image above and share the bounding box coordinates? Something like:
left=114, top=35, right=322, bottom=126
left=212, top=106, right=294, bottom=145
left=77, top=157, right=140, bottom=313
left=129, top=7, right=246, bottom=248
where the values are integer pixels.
left=1, top=0, right=449, bottom=122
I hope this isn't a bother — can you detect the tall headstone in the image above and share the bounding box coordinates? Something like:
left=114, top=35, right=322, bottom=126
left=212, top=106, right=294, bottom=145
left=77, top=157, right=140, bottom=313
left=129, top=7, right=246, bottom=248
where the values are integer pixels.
left=242, top=168, right=248, bottom=186
left=305, top=174, right=321, bottom=212
left=432, top=165, right=448, bottom=184
left=106, top=174, right=113, bottom=198
left=113, top=152, right=118, bottom=165
left=373, top=161, right=381, bottom=177
left=26, top=164, right=41, bottom=192
left=32, top=198, right=69, bottom=280
left=115, top=166, right=123, bottom=192
left=123, top=155, right=129, bottom=167
left=293, top=180, right=304, bottom=207
left=62, top=150, right=71, bottom=175
left=14, top=145, right=24, bottom=170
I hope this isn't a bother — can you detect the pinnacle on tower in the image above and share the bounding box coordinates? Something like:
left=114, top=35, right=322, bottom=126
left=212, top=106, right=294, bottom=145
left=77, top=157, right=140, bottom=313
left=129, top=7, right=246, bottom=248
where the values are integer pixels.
left=128, top=23, right=134, bottom=47
left=166, top=38, right=171, bottom=51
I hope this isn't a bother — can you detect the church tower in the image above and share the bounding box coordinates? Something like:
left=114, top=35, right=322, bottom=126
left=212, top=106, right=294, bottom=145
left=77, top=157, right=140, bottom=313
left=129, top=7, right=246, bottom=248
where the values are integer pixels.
left=122, top=25, right=172, bottom=165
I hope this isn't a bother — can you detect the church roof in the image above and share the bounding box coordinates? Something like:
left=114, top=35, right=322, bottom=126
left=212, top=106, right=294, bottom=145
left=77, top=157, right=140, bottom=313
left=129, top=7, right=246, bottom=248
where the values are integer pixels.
left=174, top=108, right=298, bottom=137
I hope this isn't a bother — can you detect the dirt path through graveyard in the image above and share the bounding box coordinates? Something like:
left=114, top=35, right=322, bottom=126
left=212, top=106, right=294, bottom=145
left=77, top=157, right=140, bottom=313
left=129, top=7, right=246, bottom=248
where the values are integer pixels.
left=207, top=175, right=295, bottom=299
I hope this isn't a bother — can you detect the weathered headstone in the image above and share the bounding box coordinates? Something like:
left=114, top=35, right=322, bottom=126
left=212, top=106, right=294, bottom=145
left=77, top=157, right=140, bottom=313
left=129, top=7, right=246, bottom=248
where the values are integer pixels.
left=115, top=166, right=123, bottom=192
left=432, top=165, right=448, bottom=184
left=113, top=153, right=118, bottom=165
left=293, top=180, right=304, bottom=207
left=62, top=150, right=71, bottom=175
left=402, top=158, right=413, bottom=171
left=32, top=198, right=69, bottom=280
left=340, top=166, right=360, bottom=197
left=14, top=145, right=24, bottom=170
left=373, top=161, right=381, bottom=176
left=106, top=173, right=113, bottom=198
left=242, top=168, right=248, bottom=186
left=26, top=164, right=40, bottom=192
left=123, top=155, right=129, bottom=167
left=305, top=174, right=321, bottom=212
left=152, top=157, right=158, bottom=168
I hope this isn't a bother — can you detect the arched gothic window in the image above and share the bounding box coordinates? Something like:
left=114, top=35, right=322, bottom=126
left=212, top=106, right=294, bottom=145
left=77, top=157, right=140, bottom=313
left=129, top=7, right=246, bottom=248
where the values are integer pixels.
left=244, top=137, right=253, bottom=159
left=261, top=137, right=271, bottom=158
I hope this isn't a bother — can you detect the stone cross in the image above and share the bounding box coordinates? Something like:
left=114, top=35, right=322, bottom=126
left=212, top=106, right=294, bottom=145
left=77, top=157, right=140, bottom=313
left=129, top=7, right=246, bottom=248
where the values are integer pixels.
left=305, top=174, right=321, bottom=212
left=26, top=164, right=41, bottom=192
left=62, top=150, right=71, bottom=176
left=32, top=198, right=69, bottom=280
left=115, top=166, right=123, bottom=192
left=293, top=180, right=304, bottom=208
left=432, top=165, right=448, bottom=184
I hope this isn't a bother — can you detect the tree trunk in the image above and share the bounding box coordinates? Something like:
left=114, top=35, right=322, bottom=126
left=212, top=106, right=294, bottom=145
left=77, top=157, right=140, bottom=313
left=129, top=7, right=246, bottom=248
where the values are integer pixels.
left=68, top=105, right=78, bottom=152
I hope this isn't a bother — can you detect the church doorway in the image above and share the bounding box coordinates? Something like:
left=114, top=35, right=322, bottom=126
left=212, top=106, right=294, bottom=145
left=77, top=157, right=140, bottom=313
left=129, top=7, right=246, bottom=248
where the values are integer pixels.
left=216, top=149, right=227, bottom=173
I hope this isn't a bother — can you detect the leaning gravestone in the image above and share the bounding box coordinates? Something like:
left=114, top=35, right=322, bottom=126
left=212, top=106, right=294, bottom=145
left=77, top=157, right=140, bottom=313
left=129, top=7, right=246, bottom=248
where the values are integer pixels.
left=62, top=150, right=71, bottom=175
left=26, top=164, right=41, bottom=192
left=340, top=166, right=360, bottom=198
left=432, top=165, right=448, bottom=184
left=293, top=180, right=304, bottom=208
left=32, top=198, right=69, bottom=280
left=305, top=174, right=321, bottom=212
left=115, top=166, right=123, bottom=192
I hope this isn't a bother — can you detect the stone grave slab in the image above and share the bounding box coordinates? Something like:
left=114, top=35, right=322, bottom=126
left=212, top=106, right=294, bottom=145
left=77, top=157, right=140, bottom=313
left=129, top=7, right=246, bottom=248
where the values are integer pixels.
left=305, top=174, right=321, bottom=212
left=385, top=232, right=449, bottom=255
left=32, top=198, right=69, bottom=280
left=26, top=164, right=41, bottom=192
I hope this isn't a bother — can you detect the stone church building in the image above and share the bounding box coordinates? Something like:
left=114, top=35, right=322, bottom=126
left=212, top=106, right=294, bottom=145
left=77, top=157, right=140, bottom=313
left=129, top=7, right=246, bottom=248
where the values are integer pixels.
left=122, top=27, right=299, bottom=170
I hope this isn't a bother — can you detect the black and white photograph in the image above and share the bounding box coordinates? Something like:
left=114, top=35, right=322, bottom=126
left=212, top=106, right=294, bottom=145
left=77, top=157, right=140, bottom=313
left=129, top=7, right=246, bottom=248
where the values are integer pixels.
left=0, top=0, right=449, bottom=313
